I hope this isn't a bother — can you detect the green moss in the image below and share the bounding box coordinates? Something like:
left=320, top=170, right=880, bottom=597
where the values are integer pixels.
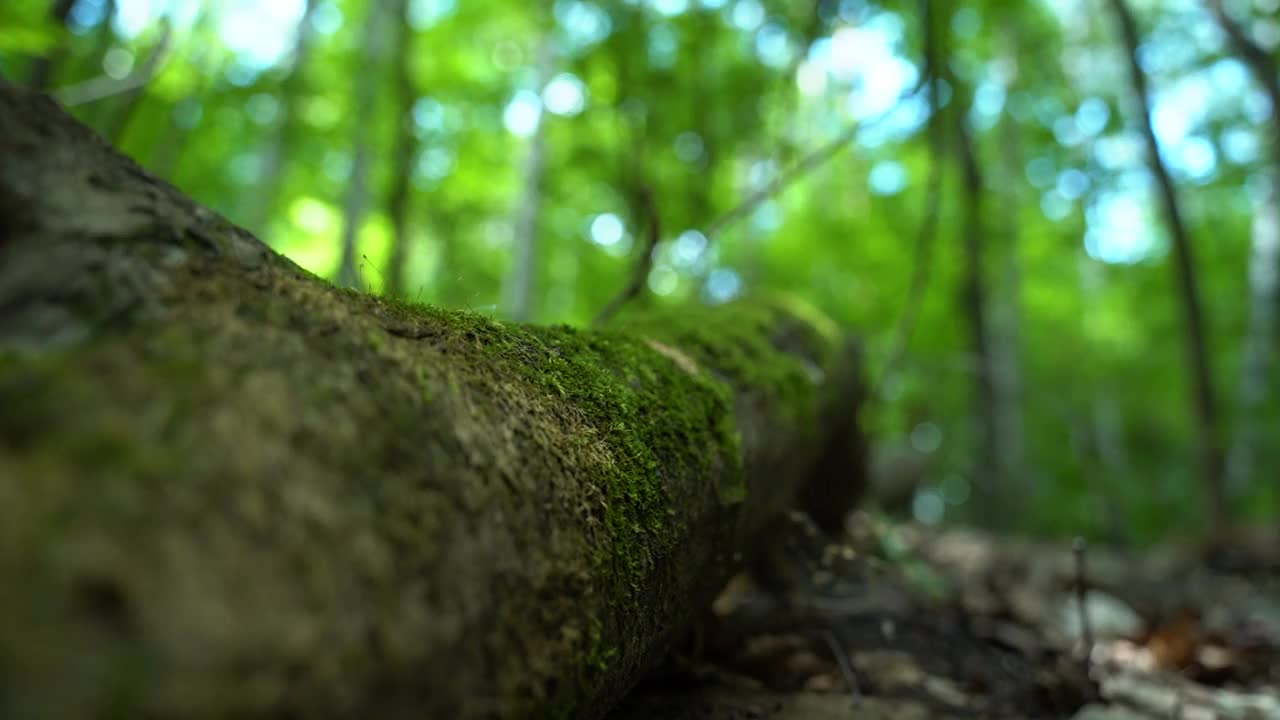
left=0, top=263, right=840, bottom=718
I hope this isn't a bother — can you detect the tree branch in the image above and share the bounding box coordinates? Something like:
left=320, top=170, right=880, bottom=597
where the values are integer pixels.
left=595, top=186, right=661, bottom=325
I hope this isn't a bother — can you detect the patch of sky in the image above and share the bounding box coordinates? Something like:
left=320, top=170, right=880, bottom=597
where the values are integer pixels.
left=114, top=0, right=200, bottom=37
left=1085, top=191, right=1158, bottom=264
left=671, top=230, right=709, bottom=271
left=1094, top=133, right=1143, bottom=171
left=555, top=1, right=613, bottom=48
left=649, top=24, right=679, bottom=68
left=1056, top=169, right=1090, bottom=200
left=652, top=0, right=689, bottom=16
left=704, top=268, right=743, bottom=303
left=1244, top=90, right=1272, bottom=125
left=1041, top=191, right=1073, bottom=222
left=588, top=213, right=630, bottom=256
left=413, top=97, right=448, bottom=136
left=731, top=0, right=765, bottom=31
left=414, top=147, right=455, bottom=185
left=755, top=23, right=792, bottom=69
left=747, top=159, right=777, bottom=189
left=409, top=0, right=456, bottom=30
left=1025, top=156, right=1057, bottom=189
left=751, top=200, right=782, bottom=233
left=311, top=2, right=344, bottom=34
left=1054, top=117, right=1083, bottom=147
left=1169, top=136, right=1217, bottom=184
left=1075, top=97, right=1110, bottom=137
left=832, top=19, right=917, bottom=116
left=216, top=0, right=309, bottom=69
left=504, top=90, right=542, bottom=137
left=1138, top=28, right=1200, bottom=75
left=543, top=73, right=588, bottom=116
left=971, top=81, right=1006, bottom=123
left=868, top=161, right=908, bottom=196
left=70, top=0, right=112, bottom=33
left=1221, top=127, right=1259, bottom=165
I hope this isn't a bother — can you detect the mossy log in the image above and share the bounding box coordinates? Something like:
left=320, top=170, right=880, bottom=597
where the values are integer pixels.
left=0, top=84, right=866, bottom=718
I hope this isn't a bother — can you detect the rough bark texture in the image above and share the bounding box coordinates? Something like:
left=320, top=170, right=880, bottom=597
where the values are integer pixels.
left=0, top=85, right=866, bottom=719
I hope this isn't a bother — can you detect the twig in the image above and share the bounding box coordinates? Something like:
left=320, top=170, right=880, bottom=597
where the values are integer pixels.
left=1073, top=537, right=1093, bottom=674
left=702, top=80, right=928, bottom=243
left=1204, top=0, right=1280, bottom=127
left=594, top=186, right=661, bottom=325
left=56, top=24, right=173, bottom=107
left=821, top=628, right=861, bottom=700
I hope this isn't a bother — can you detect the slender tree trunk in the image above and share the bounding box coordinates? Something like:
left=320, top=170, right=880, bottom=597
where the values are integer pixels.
left=337, top=2, right=389, bottom=289
left=1205, top=0, right=1280, bottom=506
left=241, top=0, right=319, bottom=235
left=505, top=39, right=555, bottom=321
left=24, top=0, right=77, bottom=90
left=992, top=32, right=1028, bottom=498
left=877, top=0, right=945, bottom=396
left=954, top=95, right=1004, bottom=525
left=1109, top=0, right=1226, bottom=530
left=384, top=0, right=419, bottom=299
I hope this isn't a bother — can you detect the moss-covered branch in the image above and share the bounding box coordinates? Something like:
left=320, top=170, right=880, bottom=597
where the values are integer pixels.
left=0, top=83, right=865, bottom=719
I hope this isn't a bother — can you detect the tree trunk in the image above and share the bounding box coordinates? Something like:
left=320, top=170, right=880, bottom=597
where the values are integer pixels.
left=1109, top=0, right=1225, bottom=531
left=384, top=0, right=418, bottom=299
left=0, top=84, right=866, bottom=720
left=336, top=2, right=389, bottom=290
left=1206, top=0, right=1280, bottom=506
left=504, top=38, right=555, bottom=322
left=241, top=0, right=319, bottom=236
left=955, top=90, right=1004, bottom=527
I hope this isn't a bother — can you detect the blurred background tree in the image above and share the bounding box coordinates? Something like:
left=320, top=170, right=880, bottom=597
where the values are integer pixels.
left=3, top=0, right=1276, bottom=543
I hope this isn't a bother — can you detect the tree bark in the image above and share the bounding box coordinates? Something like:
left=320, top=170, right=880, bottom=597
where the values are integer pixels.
left=1205, top=0, right=1280, bottom=505
left=0, top=84, right=866, bottom=719
left=1109, top=0, right=1226, bottom=530
left=384, top=0, right=419, bottom=299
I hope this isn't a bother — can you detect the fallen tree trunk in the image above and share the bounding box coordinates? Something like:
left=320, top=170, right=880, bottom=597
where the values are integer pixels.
left=0, top=83, right=866, bottom=719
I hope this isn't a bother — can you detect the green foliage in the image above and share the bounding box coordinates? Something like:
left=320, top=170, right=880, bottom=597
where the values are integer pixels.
left=2, top=0, right=1277, bottom=541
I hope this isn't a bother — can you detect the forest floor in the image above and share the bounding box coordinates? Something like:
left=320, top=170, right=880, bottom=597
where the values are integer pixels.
left=609, top=513, right=1280, bottom=719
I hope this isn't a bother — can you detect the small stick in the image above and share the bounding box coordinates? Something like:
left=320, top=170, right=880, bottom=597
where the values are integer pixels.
left=821, top=628, right=861, bottom=701
left=594, top=186, right=660, bottom=325
left=1072, top=537, right=1093, bottom=674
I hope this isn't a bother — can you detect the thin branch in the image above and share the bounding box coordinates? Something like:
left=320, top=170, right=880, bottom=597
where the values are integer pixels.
left=1108, top=0, right=1225, bottom=530
left=595, top=186, right=661, bottom=325
left=702, top=81, right=927, bottom=242
left=1205, top=0, right=1280, bottom=173
left=1072, top=537, right=1094, bottom=676
left=55, top=27, right=173, bottom=107
left=871, top=0, right=946, bottom=400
